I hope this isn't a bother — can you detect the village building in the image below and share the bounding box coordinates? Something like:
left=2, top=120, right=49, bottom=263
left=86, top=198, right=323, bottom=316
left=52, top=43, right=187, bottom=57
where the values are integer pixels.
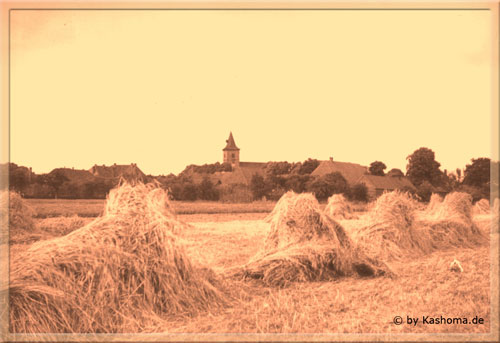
left=89, top=163, right=147, bottom=181
left=311, top=158, right=368, bottom=185
left=188, top=132, right=266, bottom=186
left=189, top=133, right=416, bottom=200
left=311, top=157, right=415, bottom=199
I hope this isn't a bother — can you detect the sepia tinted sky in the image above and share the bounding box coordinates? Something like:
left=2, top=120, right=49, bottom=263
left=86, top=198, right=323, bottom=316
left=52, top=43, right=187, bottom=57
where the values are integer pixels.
left=9, top=9, right=495, bottom=175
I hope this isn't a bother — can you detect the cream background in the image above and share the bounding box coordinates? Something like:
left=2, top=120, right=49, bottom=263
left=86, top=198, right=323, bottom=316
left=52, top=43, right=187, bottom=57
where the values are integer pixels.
left=8, top=8, right=494, bottom=175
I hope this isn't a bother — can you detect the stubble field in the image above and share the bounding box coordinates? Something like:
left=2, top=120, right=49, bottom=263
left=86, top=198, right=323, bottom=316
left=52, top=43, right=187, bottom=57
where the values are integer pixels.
left=8, top=197, right=496, bottom=334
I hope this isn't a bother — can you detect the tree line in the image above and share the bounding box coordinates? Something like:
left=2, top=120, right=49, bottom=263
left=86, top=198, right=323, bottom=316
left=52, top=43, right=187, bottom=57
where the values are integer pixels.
left=3, top=147, right=497, bottom=202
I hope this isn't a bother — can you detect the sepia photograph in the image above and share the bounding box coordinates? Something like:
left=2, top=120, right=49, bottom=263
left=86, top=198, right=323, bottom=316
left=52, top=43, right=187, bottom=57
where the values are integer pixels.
left=0, top=1, right=499, bottom=342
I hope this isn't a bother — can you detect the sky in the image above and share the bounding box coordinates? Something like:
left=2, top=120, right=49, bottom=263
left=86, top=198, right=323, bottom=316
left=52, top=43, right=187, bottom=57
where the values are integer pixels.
left=8, top=8, right=496, bottom=176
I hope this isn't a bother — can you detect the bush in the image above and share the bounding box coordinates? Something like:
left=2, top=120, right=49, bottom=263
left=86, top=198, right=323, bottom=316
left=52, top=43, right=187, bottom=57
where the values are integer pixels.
left=416, top=181, right=435, bottom=202
left=346, top=183, right=368, bottom=202
left=298, top=158, right=320, bottom=175
left=307, top=172, right=348, bottom=201
left=284, top=174, right=310, bottom=193
left=250, top=174, right=272, bottom=200
left=199, top=178, right=219, bottom=201
left=220, top=184, right=253, bottom=203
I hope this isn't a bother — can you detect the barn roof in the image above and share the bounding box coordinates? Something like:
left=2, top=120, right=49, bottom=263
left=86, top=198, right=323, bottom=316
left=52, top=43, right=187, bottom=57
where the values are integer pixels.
left=223, top=132, right=239, bottom=151
left=190, top=162, right=266, bottom=185
left=89, top=164, right=146, bottom=180
left=50, top=168, right=95, bottom=182
left=310, top=159, right=368, bottom=184
left=358, top=174, right=415, bottom=191
left=238, top=162, right=266, bottom=183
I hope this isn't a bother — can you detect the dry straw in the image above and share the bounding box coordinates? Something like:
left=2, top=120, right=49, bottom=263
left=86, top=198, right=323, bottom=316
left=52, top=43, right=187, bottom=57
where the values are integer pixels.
left=263, top=191, right=296, bottom=223
left=324, top=194, right=357, bottom=220
left=472, top=198, right=490, bottom=216
left=416, top=192, right=486, bottom=250
left=9, top=182, right=231, bottom=333
left=236, top=191, right=392, bottom=287
left=1, top=191, right=37, bottom=244
left=350, top=190, right=428, bottom=261
left=427, top=193, right=443, bottom=216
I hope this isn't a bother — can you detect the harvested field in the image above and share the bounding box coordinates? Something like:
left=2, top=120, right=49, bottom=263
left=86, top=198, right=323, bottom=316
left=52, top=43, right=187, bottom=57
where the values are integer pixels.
left=236, top=192, right=392, bottom=287
left=348, top=191, right=428, bottom=261
left=415, top=192, right=486, bottom=250
left=6, top=187, right=494, bottom=335
left=9, top=183, right=233, bottom=333
left=349, top=191, right=486, bottom=263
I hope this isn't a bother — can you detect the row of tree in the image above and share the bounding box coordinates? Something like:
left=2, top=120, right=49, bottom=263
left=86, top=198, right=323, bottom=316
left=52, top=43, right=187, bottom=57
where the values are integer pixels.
left=5, top=165, right=118, bottom=199
left=3, top=147, right=498, bottom=202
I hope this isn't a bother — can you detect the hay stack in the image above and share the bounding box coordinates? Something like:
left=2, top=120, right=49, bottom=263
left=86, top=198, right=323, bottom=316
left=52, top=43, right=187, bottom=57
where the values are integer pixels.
left=9, top=183, right=230, bottom=333
left=1, top=191, right=35, bottom=231
left=472, top=199, right=491, bottom=216
left=263, top=191, right=296, bottom=223
left=427, top=193, right=443, bottom=215
left=1, top=191, right=36, bottom=244
left=324, top=194, right=357, bottom=220
left=351, top=191, right=428, bottom=261
left=416, top=192, right=485, bottom=249
left=237, top=192, right=392, bottom=287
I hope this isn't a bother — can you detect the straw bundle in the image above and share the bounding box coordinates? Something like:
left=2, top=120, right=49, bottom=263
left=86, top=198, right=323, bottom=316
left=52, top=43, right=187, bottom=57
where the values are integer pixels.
left=9, top=183, right=230, bottom=333
left=237, top=192, right=392, bottom=287
left=351, top=191, right=427, bottom=261
left=416, top=192, right=485, bottom=250
left=1, top=191, right=37, bottom=244
left=427, top=193, right=443, bottom=215
left=1, top=191, right=35, bottom=231
left=263, top=191, right=296, bottom=223
left=324, top=194, right=357, bottom=220
left=472, top=199, right=491, bottom=216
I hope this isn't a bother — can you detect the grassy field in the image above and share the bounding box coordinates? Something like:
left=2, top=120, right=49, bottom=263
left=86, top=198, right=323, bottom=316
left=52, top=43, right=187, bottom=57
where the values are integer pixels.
left=9, top=197, right=495, bottom=334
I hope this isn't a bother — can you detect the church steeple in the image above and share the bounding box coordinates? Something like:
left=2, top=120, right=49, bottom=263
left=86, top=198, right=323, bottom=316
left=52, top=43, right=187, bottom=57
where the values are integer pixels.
left=223, top=132, right=240, bottom=167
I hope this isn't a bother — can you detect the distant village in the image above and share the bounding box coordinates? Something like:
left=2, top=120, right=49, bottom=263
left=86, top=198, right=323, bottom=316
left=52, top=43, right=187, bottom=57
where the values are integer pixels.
left=2, top=132, right=495, bottom=203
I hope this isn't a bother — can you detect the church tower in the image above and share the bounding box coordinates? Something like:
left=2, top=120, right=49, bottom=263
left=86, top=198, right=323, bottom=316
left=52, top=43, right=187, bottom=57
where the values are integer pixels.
left=223, top=132, right=240, bottom=167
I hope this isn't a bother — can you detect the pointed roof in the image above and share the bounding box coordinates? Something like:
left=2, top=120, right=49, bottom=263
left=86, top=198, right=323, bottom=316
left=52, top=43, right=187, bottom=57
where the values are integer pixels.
left=311, top=159, right=368, bottom=185
left=223, top=132, right=240, bottom=151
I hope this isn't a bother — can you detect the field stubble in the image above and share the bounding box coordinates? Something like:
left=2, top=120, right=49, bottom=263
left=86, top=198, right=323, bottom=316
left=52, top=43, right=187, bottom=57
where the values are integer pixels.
left=9, top=197, right=494, bottom=334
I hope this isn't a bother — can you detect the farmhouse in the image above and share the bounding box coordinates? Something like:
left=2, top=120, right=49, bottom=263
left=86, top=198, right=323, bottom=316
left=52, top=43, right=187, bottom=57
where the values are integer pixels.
left=89, top=163, right=147, bottom=181
left=311, top=158, right=368, bottom=185
left=311, top=158, right=415, bottom=199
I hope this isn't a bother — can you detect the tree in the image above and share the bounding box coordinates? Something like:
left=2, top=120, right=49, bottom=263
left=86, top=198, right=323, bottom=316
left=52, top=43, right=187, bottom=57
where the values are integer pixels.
left=284, top=174, right=310, bottom=193
left=199, top=178, right=219, bottom=201
left=298, top=158, right=320, bottom=175
left=416, top=181, right=435, bottom=202
left=250, top=174, right=271, bottom=200
left=369, top=161, right=387, bottom=176
left=463, top=158, right=490, bottom=188
left=42, top=170, right=69, bottom=199
left=456, top=168, right=463, bottom=182
left=307, top=172, right=348, bottom=201
left=406, top=147, right=442, bottom=187
left=387, top=168, right=404, bottom=177
left=9, top=164, right=30, bottom=192
left=346, top=183, right=368, bottom=202
left=265, top=161, right=292, bottom=176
